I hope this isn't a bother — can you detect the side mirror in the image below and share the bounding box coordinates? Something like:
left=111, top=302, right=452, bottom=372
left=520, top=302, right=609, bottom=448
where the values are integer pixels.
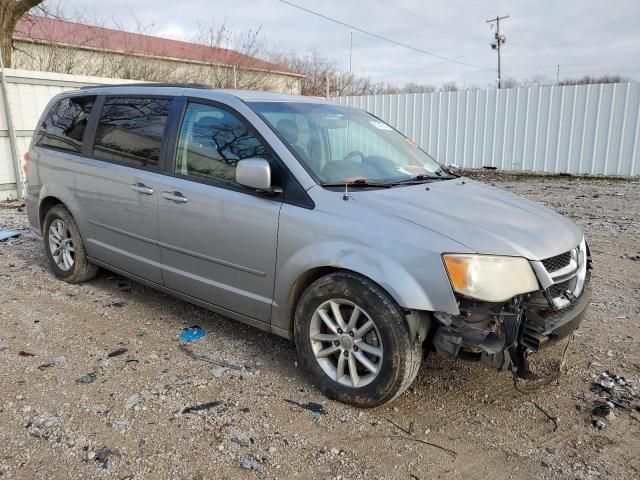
left=236, top=158, right=279, bottom=193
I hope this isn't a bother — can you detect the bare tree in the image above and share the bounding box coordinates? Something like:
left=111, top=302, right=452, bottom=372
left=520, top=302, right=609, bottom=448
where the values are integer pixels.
left=558, top=74, right=629, bottom=86
left=0, top=0, right=43, bottom=67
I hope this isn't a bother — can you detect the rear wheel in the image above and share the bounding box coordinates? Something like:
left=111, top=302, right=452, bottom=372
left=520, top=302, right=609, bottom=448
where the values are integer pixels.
left=43, top=205, right=98, bottom=283
left=294, top=271, right=421, bottom=408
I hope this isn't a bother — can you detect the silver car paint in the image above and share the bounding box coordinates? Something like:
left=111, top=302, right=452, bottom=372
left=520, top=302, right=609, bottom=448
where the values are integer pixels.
left=26, top=86, right=584, bottom=340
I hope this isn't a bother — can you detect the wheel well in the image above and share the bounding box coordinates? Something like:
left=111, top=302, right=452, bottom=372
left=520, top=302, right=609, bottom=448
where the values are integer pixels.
left=39, top=196, right=63, bottom=229
left=287, top=266, right=339, bottom=334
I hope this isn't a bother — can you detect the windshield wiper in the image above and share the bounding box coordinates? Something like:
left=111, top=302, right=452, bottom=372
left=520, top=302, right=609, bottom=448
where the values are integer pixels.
left=389, top=173, right=455, bottom=185
left=321, top=179, right=394, bottom=188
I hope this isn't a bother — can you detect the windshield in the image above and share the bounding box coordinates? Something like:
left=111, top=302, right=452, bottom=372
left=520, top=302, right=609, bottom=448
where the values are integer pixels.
left=249, top=101, right=445, bottom=185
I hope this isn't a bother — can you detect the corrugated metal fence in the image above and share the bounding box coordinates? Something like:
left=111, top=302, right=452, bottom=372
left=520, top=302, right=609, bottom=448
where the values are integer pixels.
left=0, top=68, right=132, bottom=200
left=332, top=82, right=640, bottom=177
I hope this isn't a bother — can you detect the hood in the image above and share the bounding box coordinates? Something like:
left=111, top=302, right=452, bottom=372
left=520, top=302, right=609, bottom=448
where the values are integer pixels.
left=350, top=178, right=583, bottom=260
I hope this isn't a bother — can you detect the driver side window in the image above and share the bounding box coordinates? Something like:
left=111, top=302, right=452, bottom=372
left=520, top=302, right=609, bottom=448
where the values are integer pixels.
left=175, top=103, right=268, bottom=186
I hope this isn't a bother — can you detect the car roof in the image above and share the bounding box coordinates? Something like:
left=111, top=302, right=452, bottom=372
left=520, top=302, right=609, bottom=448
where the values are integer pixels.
left=75, top=83, right=329, bottom=104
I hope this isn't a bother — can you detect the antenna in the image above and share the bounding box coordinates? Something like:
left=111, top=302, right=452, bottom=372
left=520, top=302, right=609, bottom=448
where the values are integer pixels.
left=344, top=31, right=353, bottom=201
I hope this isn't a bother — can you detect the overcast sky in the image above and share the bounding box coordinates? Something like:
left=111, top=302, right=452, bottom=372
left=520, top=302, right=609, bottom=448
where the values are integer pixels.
left=58, top=0, right=640, bottom=88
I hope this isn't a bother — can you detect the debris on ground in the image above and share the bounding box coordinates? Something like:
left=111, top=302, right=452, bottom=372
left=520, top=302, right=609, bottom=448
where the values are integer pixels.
left=107, top=348, right=128, bottom=358
left=37, top=362, right=55, bottom=370
left=591, top=371, right=638, bottom=410
left=124, top=394, right=142, bottom=410
left=533, top=401, right=559, bottom=432
left=94, top=447, right=112, bottom=470
left=181, top=401, right=222, bottom=415
left=592, top=419, right=605, bottom=430
left=0, top=230, right=21, bottom=241
left=75, top=372, right=97, bottom=384
left=239, top=456, right=263, bottom=472
left=18, top=351, right=35, bottom=357
left=0, top=341, right=8, bottom=351
left=179, top=325, right=207, bottom=342
left=177, top=344, right=241, bottom=370
left=105, top=301, right=127, bottom=308
left=284, top=399, right=326, bottom=415
left=591, top=400, right=613, bottom=417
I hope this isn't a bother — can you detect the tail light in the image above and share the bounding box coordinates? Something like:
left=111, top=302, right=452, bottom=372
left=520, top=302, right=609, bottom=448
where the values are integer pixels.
left=23, top=152, right=30, bottom=176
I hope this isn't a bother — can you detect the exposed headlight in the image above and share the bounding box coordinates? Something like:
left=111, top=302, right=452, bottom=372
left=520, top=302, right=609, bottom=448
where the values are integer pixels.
left=442, top=254, right=539, bottom=302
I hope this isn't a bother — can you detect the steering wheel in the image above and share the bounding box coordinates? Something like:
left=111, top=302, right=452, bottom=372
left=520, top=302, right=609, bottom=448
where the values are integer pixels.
left=341, top=150, right=365, bottom=162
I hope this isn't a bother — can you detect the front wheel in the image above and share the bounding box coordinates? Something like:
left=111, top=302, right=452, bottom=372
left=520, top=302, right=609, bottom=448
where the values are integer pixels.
left=294, top=272, right=421, bottom=408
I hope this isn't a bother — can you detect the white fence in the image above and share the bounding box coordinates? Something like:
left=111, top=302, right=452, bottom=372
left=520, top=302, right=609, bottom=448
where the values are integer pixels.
left=0, top=68, right=133, bottom=200
left=332, top=82, right=640, bottom=177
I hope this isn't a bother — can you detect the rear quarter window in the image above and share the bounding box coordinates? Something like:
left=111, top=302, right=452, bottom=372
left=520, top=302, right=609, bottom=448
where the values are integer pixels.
left=36, top=96, right=96, bottom=152
left=92, top=97, right=173, bottom=168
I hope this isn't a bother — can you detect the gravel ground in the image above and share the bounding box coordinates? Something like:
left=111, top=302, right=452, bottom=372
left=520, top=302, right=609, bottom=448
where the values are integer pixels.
left=0, top=173, right=639, bottom=480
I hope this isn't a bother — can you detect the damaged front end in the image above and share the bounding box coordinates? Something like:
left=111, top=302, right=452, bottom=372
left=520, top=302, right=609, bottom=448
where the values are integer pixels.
left=434, top=240, right=592, bottom=377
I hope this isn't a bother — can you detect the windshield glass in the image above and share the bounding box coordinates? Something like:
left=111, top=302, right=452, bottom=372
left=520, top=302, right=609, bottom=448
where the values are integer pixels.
left=249, top=101, right=444, bottom=185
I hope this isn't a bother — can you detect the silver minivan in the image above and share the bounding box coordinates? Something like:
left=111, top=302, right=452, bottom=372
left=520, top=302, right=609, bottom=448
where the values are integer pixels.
left=26, top=85, right=591, bottom=407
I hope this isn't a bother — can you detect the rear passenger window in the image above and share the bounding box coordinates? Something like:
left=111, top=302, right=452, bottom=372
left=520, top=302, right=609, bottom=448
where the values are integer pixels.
left=175, top=103, right=268, bottom=186
left=93, top=97, right=172, bottom=168
left=36, top=96, right=95, bottom=152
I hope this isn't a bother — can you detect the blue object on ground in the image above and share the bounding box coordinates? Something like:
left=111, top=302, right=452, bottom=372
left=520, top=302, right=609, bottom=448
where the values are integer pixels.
left=0, top=230, right=21, bottom=242
left=180, top=325, right=206, bottom=342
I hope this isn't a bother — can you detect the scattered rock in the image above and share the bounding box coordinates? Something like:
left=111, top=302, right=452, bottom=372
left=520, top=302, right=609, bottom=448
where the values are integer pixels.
left=231, top=434, right=251, bottom=447
left=239, top=457, right=263, bottom=472
left=0, top=341, right=8, bottom=351
left=75, top=372, right=97, bottom=384
left=124, top=394, right=142, bottom=410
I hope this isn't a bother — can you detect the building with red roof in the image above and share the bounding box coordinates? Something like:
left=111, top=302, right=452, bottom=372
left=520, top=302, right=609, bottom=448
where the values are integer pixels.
left=11, top=14, right=303, bottom=94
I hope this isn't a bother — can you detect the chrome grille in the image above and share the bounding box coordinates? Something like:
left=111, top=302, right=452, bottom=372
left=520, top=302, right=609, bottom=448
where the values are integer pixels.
left=542, top=251, right=572, bottom=272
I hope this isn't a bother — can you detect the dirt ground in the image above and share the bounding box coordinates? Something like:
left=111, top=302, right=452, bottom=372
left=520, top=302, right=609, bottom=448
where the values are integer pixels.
left=1, top=173, right=639, bottom=480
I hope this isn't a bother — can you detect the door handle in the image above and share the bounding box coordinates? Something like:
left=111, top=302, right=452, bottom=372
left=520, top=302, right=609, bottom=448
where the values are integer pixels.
left=161, top=191, right=188, bottom=203
left=130, top=183, right=154, bottom=195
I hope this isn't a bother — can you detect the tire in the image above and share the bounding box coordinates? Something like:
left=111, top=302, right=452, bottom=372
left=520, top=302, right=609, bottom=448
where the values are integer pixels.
left=294, top=271, right=421, bottom=408
left=43, top=205, right=98, bottom=283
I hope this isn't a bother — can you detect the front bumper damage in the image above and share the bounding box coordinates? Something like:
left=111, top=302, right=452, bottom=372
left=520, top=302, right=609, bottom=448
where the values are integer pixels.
left=432, top=241, right=592, bottom=376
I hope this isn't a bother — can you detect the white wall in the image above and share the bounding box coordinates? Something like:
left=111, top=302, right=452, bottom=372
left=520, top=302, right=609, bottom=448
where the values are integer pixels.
left=0, top=68, right=135, bottom=200
left=332, top=83, right=640, bottom=177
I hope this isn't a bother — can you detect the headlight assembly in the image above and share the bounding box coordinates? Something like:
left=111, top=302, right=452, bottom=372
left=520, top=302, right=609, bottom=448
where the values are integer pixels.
left=442, top=254, right=539, bottom=302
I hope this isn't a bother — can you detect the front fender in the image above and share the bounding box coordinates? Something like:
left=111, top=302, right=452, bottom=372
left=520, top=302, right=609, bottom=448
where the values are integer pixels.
left=271, top=240, right=460, bottom=334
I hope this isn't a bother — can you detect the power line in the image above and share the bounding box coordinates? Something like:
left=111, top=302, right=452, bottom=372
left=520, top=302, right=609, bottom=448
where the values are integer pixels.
left=277, top=0, right=494, bottom=71
left=368, top=46, right=487, bottom=80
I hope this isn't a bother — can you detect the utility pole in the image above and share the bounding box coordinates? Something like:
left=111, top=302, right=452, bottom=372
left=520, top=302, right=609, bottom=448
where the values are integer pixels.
left=556, top=64, right=560, bottom=85
left=487, top=15, right=509, bottom=89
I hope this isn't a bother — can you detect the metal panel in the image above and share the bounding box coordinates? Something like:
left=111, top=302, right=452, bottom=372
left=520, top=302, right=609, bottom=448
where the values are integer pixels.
left=332, top=82, right=640, bottom=177
left=0, top=68, right=138, bottom=199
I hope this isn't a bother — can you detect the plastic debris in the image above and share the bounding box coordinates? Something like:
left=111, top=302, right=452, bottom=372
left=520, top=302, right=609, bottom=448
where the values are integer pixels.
left=76, top=372, right=97, bottom=384
left=181, top=400, right=222, bottom=414
left=179, top=325, right=206, bottom=342
left=0, top=230, right=21, bottom=242
left=107, top=348, right=128, bottom=358
left=94, top=447, right=112, bottom=470
left=284, top=399, right=326, bottom=415
left=591, top=400, right=613, bottom=417
left=177, top=344, right=241, bottom=369
left=591, top=371, right=638, bottom=410
left=124, top=394, right=141, bottom=410
left=105, top=301, right=127, bottom=308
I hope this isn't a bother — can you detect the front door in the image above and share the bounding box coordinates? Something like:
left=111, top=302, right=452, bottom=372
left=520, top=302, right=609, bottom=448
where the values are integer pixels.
left=157, top=101, right=282, bottom=321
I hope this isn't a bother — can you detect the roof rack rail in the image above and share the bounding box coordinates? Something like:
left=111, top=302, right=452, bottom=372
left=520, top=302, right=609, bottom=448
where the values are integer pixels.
left=80, top=82, right=212, bottom=90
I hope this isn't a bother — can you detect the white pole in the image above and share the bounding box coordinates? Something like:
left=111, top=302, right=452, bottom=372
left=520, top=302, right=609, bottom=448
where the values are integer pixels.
left=0, top=46, right=23, bottom=199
